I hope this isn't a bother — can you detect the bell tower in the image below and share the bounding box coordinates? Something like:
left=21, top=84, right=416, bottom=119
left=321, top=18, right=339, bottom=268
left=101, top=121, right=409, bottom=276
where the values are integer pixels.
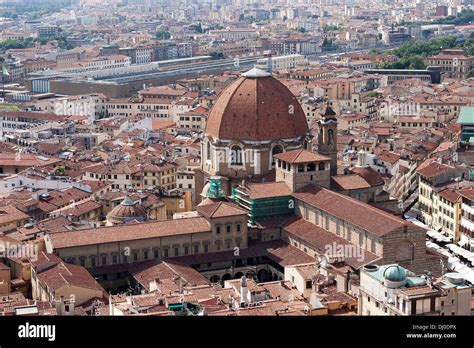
left=317, top=100, right=338, bottom=176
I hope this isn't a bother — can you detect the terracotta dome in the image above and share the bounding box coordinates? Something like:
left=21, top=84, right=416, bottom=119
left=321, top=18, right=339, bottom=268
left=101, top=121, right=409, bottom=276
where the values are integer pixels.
left=106, top=196, right=147, bottom=225
left=205, top=68, right=309, bottom=141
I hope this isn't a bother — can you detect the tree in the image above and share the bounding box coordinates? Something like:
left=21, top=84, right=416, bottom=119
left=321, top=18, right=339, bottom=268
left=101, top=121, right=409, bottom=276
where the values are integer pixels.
left=298, top=27, right=306, bottom=33
left=432, top=9, right=474, bottom=26
left=54, top=166, right=65, bottom=175
left=322, top=37, right=332, bottom=47
left=422, top=30, right=431, bottom=39
left=323, top=24, right=339, bottom=33
left=408, top=56, right=425, bottom=70
left=367, top=91, right=381, bottom=98
left=465, top=33, right=474, bottom=55
left=156, top=29, right=171, bottom=40
left=377, top=35, right=463, bottom=70
left=190, top=23, right=203, bottom=33
left=210, top=52, right=224, bottom=60
left=246, top=16, right=256, bottom=24
left=0, top=38, right=35, bottom=50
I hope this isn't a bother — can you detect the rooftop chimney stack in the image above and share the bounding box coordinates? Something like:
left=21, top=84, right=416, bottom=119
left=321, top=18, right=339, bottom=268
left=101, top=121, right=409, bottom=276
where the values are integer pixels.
left=240, top=276, right=249, bottom=305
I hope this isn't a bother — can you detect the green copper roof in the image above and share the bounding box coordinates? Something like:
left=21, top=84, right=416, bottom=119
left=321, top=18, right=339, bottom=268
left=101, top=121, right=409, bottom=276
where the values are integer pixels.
left=121, top=196, right=135, bottom=206
left=458, top=106, right=474, bottom=125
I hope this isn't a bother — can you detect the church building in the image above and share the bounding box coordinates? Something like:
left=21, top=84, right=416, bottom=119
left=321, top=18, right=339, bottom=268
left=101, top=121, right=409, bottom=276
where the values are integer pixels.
left=195, top=67, right=312, bottom=204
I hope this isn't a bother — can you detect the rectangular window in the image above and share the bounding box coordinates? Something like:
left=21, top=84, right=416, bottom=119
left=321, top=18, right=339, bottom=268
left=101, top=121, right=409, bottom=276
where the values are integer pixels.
left=174, top=247, right=179, bottom=256
left=226, top=225, right=231, bottom=233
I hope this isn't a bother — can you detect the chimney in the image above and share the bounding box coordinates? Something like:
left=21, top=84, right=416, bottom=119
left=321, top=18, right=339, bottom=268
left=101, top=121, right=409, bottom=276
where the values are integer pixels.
left=240, top=276, right=249, bottom=305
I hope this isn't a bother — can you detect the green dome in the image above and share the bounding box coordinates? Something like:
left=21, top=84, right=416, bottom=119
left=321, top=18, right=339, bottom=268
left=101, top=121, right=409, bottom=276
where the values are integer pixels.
left=383, top=265, right=407, bottom=282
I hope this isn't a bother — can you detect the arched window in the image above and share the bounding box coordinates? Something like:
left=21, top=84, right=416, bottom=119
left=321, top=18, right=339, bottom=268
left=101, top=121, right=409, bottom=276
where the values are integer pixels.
left=230, top=145, right=243, bottom=165
left=206, top=140, right=211, bottom=160
left=271, top=145, right=283, bottom=166
left=327, top=129, right=334, bottom=145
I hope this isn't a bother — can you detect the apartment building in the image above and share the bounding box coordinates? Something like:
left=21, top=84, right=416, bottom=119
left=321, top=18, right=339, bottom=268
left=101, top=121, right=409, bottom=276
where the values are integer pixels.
left=359, top=264, right=471, bottom=316
left=417, top=162, right=464, bottom=229
left=459, top=188, right=474, bottom=252
left=427, top=49, right=474, bottom=79
left=256, top=54, right=306, bottom=71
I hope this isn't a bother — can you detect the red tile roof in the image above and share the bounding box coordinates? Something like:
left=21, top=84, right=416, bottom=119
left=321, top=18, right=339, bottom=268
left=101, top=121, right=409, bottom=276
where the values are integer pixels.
left=243, top=181, right=293, bottom=199
left=293, top=185, right=411, bottom=236
left=350, top=166, right=384, bottom=187
left=282, top=216, right=380, bottom=269
left=377, top=151, right=400, bottom=165
left=416, top=162, right=455, bottom=179
left=196, top=201, right=248, bottom=218
left=438, top=188, right=460, bottom=203
left=49, top=217, right=211, bottom=249
left=331, top=174, right=371, bottom=191
left=32, top=252, right=106, bottom=304
left=59, top=200, right=102, bottom=218
left=274, top=149, right=330, bottom=163
left=0, top=153, right=62, bottom=167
